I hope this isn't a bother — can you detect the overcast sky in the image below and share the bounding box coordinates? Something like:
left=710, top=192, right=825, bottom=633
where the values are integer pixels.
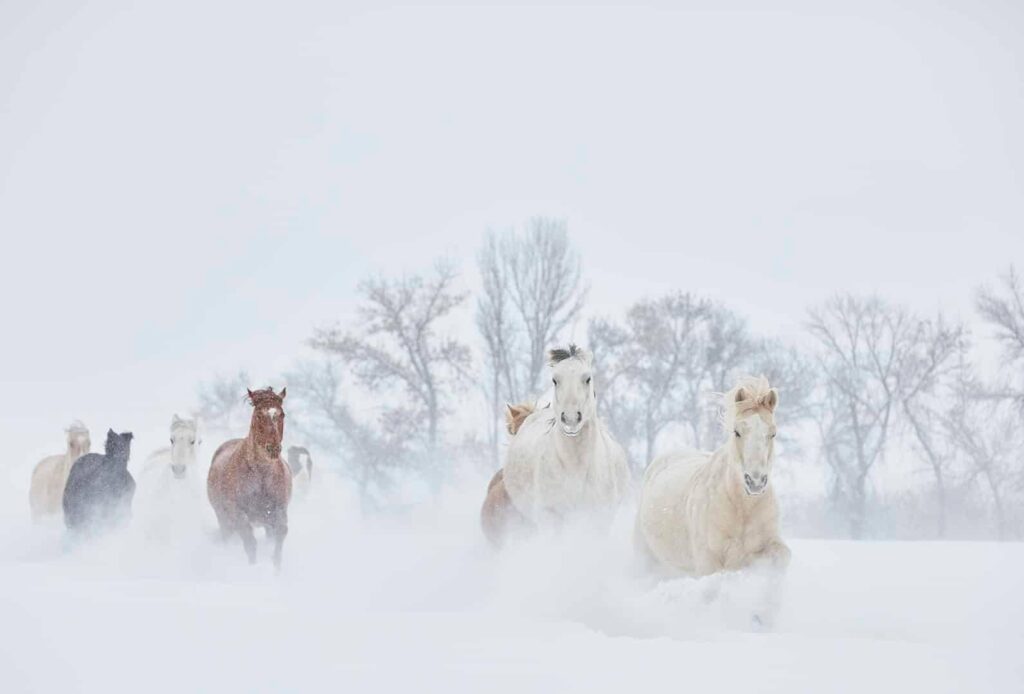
left=2, top=0, right=1022, bottom=470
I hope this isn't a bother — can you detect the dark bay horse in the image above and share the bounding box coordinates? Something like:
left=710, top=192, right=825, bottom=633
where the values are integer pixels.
left=63, top=429, right=135, bottom=533
left=207, top=387, right=291, bottom=568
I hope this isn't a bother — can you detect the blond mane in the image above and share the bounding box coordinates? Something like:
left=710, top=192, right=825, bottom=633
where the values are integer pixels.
left=722, top=375, right=777, bottom=433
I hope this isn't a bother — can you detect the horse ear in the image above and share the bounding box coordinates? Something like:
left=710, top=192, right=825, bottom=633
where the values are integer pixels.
left=172, top=413, right=182, bottom=424
left=247, top=388, right=255, bottom=399
left=279, top=387, right=287, bottom=400
left=764, top=389, right=778, bottom=411
left=107, top=428, right=116, bottom=438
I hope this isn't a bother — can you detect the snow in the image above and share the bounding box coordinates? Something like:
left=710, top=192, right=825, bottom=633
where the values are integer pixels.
left=0, top=475, right=1021, bottom=694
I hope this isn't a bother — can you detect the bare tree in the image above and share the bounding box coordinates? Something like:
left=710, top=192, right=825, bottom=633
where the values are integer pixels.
left=976, top=266, right=1024, bottom=410
left=897, top=317, right=967, bottom=537
left=310, top=261, right=471, bottom=470
left=286, top=360, right=414, bottom=510
left=943, top=356, right=1023, bottom=539
left=590, top=293, right=711, bottom=469
left=197, top=370, right=252, bottom=436
left=807, top=296, right=933, bottom=538
left=476, top=219, right=586, bottom=465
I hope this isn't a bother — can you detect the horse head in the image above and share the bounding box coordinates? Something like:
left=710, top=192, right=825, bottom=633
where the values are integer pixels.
left=725, top=376, right=778, bottom=496
left=247, top=387, right=286, bottom=458
left=548, top=344, right=596, bottom=438
left=66, top=420, right=91, bottom=457
left=168, top=414, right=200, bottom=479
left=104, top=429, right=134, bottom=464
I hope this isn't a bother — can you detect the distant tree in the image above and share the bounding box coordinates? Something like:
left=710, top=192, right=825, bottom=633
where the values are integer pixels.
left=286, top=359, right=413, bottom=510
left=943, top=355, right=1023, bottom=539
left=197, top=370, right=252, bottom=435
left=590, top=292, right=711, bottom=469
left=476, top=219, right=586, bottom=465
left=976, top=266, right=1024, bottom=410
left=896, top=317, right=967, bottom=537
left=310, top=261, right=470, bottom=482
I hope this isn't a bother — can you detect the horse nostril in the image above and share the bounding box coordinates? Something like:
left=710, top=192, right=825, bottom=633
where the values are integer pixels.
left=575, top=411, right=581, bottom=423
left=744, top=474, right=754, bottom=487
left=560, top=413, right=568, bottom=424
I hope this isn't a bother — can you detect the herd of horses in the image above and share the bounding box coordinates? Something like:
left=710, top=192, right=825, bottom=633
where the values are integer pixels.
left=28, top=387, right=311, bottom=569
left=26, top=345, right=788, bottom=587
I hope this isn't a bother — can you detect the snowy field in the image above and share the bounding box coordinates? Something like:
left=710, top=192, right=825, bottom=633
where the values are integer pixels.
left=0, top=474, right=1021, bottom=694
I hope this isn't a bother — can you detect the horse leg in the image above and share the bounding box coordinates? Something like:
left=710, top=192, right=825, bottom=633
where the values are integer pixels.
left=234, top=519, right=257, bottom=564
left=750, top=540, right=791, bottom=629
left=267, top=507, right=288, bottom=570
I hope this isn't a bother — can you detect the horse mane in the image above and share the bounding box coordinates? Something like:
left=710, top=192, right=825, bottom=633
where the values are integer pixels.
left=247, top=387, right=282, bottom=407
left=548, top=343, right=586, bottom=365
left=66, top=420, right=88, bottom=434
left=722, top=375, right=776, bottom=432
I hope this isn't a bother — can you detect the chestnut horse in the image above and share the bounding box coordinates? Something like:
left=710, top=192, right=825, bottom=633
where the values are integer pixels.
left=207, top=387, right=291, bottom=568
left=480, top=403, right=537, bottom=547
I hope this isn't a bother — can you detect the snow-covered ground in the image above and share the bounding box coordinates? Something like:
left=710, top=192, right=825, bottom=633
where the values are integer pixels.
left=0, top=474, right=1021, bottom=694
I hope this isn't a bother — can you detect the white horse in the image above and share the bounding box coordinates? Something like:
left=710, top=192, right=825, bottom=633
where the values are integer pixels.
left=142, top=415, right=201, bottom=480
left=135, top=415, right=204, bottom=539
left=29, top=421, right=91, bottom=521
left=502, top=345, right=631, bottom=527
left=635, top=376, right=790, bottom=577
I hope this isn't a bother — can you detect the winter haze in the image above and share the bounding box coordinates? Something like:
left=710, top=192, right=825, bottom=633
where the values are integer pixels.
left=1, top=1, right=1023, bottom=693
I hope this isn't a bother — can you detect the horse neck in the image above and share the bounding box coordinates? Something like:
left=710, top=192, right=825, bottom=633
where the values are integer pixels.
left=242, top=432, right=276, bottom=466
left=65, top=444, right=80, bottom=461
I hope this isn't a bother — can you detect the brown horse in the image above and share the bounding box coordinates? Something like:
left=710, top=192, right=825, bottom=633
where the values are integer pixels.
left=207, top=387, right=291, bottom=568
left=480, top=403, right=536, bottom=547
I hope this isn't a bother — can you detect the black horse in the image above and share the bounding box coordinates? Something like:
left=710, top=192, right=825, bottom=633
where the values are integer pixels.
left=63, top=429, right=136, bottom=532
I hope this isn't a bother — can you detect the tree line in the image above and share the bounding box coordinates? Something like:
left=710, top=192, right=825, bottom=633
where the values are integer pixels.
left=197, top=219, right=1024, bottom=538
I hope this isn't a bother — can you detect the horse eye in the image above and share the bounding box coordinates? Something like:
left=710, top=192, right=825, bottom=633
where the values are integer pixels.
left=169, top=438, right=173, bottom=445
left=190, top=439, right=196, bottom=445
left=585, top=377, right=592, bottom=385
left=734, top=430, right=741, bottom=438
left=552, top=378, right=558, bottom=387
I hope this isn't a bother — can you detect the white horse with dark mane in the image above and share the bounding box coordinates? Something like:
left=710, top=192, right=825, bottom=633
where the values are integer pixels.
left=635, top=376, right=790, bottom=577
left=499, top=345, right=631, bottom=530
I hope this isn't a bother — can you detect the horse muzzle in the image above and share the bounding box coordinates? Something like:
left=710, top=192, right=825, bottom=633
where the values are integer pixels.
left=743, top=473, right=768, bottom=496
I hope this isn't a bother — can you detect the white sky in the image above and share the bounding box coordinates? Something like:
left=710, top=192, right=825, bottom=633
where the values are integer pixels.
left=2, top=0, right=1022, bottom=472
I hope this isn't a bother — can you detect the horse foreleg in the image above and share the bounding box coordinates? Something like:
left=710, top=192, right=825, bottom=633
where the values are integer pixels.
left=749, top=539, right=791, bottom=630
left=269, top=518, right=288, bottom=571
left=237, top=521, right=258, bottom=564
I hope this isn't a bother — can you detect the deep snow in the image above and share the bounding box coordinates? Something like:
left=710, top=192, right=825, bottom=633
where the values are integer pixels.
left=0, top=472, right=1021, bottom=694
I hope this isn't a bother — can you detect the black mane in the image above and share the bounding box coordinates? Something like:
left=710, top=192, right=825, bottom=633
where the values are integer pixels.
left=548, top=343, right=582, bottom=365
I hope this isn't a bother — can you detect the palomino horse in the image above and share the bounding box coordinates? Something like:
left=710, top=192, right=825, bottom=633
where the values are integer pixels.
left=286, top=446, right=313, bottom=498
left=635, top=376, right=790, bottom=577
left=63, top=430, right=135, bottom=532
left=484, top=345, right=631, bottom=546
left=207, top=387, right=291, bottom=568
left=29, top=421, right=91, bottom=521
